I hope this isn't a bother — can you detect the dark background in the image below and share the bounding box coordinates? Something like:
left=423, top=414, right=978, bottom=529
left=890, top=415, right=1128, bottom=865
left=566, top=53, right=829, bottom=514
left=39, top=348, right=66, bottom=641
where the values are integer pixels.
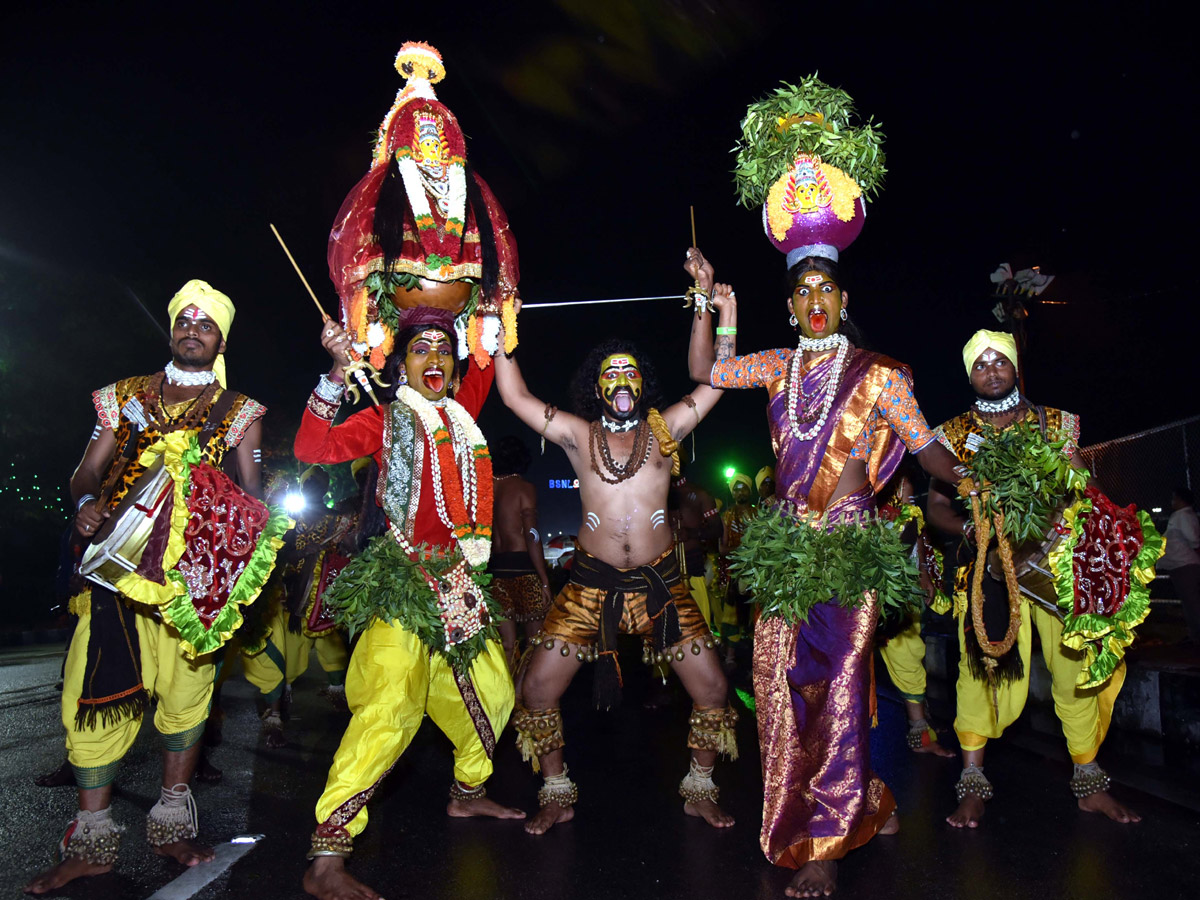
left=2, top=1, right=1195, bottom=622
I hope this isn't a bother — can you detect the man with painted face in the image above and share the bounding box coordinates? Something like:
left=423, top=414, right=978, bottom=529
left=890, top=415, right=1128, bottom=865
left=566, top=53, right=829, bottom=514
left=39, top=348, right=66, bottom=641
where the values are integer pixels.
left=492, top=249, right=741, bottom=836
left=294, top=306, right=523, bottom=900
left=926, top=329, right=1141, bottom=830
left=691, top=255, right=966, bottom=898
left=26, top=280, right=279, bottom=894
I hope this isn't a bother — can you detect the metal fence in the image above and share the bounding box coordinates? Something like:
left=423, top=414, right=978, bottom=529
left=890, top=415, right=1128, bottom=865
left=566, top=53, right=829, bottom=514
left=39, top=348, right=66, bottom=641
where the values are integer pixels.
left=1079, top=415, right=1200, bottom=513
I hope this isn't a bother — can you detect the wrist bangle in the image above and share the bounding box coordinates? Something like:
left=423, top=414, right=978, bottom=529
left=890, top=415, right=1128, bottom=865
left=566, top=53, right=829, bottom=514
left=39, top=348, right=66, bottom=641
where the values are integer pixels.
left=76, top=494, right=97, bottom=513
left=314, top=373, right=346, bottom=403
left=716, top=326, right=737, bottom=335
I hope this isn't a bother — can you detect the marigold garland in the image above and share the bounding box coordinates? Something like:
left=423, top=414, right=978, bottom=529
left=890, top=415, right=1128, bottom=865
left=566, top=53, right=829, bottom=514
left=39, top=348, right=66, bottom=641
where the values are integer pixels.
left=502, top=296, right=518, bottom=354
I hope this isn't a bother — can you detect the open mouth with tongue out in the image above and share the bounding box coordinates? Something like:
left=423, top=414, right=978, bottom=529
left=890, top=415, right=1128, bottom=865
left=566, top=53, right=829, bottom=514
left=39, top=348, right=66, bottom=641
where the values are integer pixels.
left=611, top=388, right=635, bottom=415
left=808, top=308, right=829, bottom=334
left=422, top=368, right=446, bottom=395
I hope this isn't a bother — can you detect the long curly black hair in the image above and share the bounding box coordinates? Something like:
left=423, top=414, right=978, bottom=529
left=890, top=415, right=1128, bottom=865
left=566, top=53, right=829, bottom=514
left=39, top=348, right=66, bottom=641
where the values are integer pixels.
left=786, top=255, right=869, bottom=349
left=569, top=338, right=662, bottom=422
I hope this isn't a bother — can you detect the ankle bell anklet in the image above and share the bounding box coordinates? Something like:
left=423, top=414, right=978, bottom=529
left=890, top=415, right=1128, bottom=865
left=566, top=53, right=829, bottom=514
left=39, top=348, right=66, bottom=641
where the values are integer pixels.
left=449, top=781, right=487, bottom=802
left=954, top=764, right=994, bottom=802
left=146, top=783, right=198, bottom=847
left=60, top=807, right=124, bottom=866
left=679, top=758, right=720, bottom=804
left=1069, top=762, right=1111, bottom=799
left=537, top=766, right=579, bottom=809
left=308, top=822, right=353, bottom=859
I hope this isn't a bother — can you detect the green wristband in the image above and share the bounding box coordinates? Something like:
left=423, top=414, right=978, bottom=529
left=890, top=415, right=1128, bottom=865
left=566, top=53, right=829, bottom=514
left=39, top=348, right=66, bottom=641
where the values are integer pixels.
left=716, top=326, right=737, bottom=335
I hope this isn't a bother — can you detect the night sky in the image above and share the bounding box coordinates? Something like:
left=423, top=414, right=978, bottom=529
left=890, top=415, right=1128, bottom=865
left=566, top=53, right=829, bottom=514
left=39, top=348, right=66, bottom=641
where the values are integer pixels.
left=2, top=2, right=1196, bottom=570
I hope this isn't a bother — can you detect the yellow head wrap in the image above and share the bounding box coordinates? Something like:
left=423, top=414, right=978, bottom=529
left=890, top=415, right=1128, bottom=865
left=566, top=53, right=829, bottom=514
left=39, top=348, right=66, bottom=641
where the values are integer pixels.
left=729, top=473, right=753, bottom=492
left=350, top=457, right=373, bottom=479
left=755, top=466, right=775, bottom=492
left=167, top=279, right=235, bottom=387
left=962, top=329, right=1017, bottom=380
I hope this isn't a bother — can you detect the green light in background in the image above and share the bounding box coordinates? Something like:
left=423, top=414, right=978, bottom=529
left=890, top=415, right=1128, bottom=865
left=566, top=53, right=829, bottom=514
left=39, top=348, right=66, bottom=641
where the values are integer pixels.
left=724, top=466, right=736, bottom=479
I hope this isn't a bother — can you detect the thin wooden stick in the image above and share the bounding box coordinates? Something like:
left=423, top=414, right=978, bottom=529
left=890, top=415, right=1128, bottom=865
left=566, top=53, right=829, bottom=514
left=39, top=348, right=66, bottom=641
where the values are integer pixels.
left=270, top=223, right=330, bottom=321
left=690, top=206, right=697, bottom=248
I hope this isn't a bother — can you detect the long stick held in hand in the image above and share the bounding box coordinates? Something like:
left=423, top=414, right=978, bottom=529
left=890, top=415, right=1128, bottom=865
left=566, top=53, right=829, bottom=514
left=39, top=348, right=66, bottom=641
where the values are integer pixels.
left=270, top=223, right=331, bottom=322
left=690, top=205, right=697, bottom=248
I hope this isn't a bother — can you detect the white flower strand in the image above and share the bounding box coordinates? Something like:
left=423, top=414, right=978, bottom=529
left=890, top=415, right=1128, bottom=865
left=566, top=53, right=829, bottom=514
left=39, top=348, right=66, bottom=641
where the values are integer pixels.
left=786, top=334, right=850, bottom=442
left=975, top=388, right=1021, bottom=414
left=396, top=385, right=490, bottom=567
left=164, top=361, right=216, bottom=387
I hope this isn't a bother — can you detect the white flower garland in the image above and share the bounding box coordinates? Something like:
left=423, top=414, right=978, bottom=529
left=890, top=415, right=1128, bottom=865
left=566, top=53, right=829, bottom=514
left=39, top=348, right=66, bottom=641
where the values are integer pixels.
left=396, top=385, right=491, bottom=567
left=975, top=388, right=1021, bottom=414
left=397, top=155, right=433, bottom=222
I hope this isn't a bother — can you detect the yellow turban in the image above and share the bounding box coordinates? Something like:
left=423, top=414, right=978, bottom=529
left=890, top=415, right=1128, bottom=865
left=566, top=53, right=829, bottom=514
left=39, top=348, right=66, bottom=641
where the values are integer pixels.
left=167, top=279, right=236, bottom=387
left=729, top=472, right=753, bottom=492
left=962, top=329, right=1017, bottom=380
left=755, top=466, right=775, bottom=492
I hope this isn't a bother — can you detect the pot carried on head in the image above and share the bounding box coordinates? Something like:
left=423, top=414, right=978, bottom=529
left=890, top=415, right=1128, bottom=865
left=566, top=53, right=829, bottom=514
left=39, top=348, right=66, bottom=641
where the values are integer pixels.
left=328, top=41, right=521, bottom=373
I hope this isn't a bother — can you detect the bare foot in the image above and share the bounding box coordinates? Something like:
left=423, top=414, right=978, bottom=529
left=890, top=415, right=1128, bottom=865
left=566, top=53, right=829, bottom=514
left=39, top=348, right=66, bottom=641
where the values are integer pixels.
left=524, top=801, right=574, bottom=835
left=684, top=797, right=735, bottom=828
left=303, top=856, right=382, bottom=900
left=263, top=715, right=286, bottom=749
left=23, top=857, right=112, bottom=894
left=34, top=760, right=75, bottom=788
left=911, top=738, right=956, bottom=758
left=786, top=860, right=837, bottom=897
left=946, top=794, right=985, bottom=828
left=153, top=838, right=215, bottom=866
left=878, top=810, right=900, bottom=835
left=447, top=796, right=526, bottom=819
left=1079, top=790, right=1141, bottom=823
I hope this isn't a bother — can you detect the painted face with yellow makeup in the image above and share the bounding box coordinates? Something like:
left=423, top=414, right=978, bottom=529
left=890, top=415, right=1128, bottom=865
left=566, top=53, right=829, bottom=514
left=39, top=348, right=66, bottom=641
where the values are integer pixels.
left=787, top=270, right=847, bottom=340
left=596, top=353, right=643, bottom=422
left=402, top=328, right=455, bottom=401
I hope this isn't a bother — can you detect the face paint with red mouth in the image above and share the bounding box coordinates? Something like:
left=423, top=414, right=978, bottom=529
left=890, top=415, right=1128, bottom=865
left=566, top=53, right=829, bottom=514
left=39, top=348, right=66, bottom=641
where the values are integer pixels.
left=790, top=270, right=845, bottom=339
left=597, top=353, right=643, bottom=421
left=404, top=328, right=455, bottom=401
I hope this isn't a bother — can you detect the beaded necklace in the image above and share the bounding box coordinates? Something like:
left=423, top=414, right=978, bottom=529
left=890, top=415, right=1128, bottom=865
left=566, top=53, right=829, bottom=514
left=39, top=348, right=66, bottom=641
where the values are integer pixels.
left=143, top=374, right=219, bottom=432
left=785, top=334, right=850, bottom=442
left=589, top=418, right=652, bottom=484
left=396, top=385, right=493, bottom=568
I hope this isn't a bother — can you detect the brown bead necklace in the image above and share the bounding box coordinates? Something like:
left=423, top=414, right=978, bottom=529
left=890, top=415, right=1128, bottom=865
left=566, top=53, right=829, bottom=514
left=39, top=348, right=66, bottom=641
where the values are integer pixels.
left=589, top=418, right=652, bottom=484
left=143, top=373, right=219, bottom=433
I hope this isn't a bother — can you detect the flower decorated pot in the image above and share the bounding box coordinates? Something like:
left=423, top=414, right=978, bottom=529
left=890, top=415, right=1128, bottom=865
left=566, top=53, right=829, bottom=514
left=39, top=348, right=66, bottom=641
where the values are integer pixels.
left=762, top=153, right=865, bottom=259
left=392, top=278, right=473, bottom=313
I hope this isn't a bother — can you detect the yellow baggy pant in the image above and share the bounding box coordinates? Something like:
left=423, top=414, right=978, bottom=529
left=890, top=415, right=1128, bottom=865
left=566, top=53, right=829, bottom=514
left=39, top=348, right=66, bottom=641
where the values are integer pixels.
left=314, top=619, right=514, bottom=838
left=63, top=607, right=215, bottom=788
left=953, top=600, right=1124, bottom=764
left=878, top=613, right=928, bottom=702
left=242, top=601, right=348, bottom=701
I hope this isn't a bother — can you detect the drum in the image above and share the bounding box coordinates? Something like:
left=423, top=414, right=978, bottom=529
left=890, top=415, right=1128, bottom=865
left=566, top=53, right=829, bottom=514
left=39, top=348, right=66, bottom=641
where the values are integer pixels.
left=79, top=458, right=173, bottom=590
left=986, top=504, right=1072, bottom=618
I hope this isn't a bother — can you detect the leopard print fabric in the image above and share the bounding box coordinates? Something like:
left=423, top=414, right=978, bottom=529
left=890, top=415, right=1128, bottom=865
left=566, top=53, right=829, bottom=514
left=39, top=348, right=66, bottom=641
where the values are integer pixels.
left=92, top=375, right=265, bottom=511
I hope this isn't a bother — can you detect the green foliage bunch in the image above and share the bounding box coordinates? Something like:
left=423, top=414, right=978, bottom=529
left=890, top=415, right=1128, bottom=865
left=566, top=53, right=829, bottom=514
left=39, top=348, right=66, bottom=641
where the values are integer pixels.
left=733, top=75, right=887, bottom=208
left=324, top=533, right=502, bottom=671
left=970, top=424, right=1089, bottom=544
left=730, top=506, right=922, bottom=625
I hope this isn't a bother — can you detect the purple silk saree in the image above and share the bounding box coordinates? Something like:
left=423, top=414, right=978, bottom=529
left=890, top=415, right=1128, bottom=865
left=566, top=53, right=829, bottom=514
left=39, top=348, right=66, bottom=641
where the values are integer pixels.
left=753, top=348, right=907, bottom=866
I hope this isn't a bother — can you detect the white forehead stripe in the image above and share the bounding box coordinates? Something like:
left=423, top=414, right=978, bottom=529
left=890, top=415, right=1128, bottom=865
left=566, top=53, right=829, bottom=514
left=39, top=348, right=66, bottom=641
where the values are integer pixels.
left=803, top=274, right=823, bottom=285
left=418, top=330, right=447, bottom=342
left=181, top=307, right=210, bottom=321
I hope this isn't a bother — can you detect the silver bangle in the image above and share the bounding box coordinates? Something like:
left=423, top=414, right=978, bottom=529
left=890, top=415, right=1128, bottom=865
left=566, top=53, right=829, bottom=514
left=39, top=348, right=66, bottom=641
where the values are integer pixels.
left=76, top=493, right=97, bottom=512
left=314, top=374, right=346, bottom=403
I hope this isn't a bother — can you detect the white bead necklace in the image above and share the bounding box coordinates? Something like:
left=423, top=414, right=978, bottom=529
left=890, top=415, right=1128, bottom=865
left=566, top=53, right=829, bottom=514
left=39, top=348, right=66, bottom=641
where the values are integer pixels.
left=786, top=334, right=850, bottom=442
left=601, top=417, right=640, bottom=433
left=975, top=388, right=1021, bottom=414
left=164, top=361, right=216, bottom=386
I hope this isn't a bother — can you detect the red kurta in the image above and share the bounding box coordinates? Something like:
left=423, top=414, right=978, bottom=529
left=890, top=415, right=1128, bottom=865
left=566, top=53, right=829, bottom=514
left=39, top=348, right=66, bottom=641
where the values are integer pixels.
left=294, top=365, right=494, bottom=549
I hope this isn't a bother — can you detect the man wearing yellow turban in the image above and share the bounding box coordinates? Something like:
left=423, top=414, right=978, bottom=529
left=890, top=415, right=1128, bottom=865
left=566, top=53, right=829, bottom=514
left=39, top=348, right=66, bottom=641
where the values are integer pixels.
left=25, top=280, right=286, bottom=893
left=926, top=329, right=1143, bottom=832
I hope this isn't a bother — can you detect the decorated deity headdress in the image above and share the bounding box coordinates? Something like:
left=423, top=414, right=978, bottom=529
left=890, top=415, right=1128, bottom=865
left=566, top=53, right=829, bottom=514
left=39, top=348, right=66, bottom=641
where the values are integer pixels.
left=733, top=76, right=886, bottom=267
left=327, top=41, right=520, bottom=373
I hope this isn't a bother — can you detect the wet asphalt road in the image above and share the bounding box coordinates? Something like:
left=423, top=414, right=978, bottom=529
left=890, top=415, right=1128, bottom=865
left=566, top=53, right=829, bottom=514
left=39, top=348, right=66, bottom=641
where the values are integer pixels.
left=3, top=639, right=1198, bottom=900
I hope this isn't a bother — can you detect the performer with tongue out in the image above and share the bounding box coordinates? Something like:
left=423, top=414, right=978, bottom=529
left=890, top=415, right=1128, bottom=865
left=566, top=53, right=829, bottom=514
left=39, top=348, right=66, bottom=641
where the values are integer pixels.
left=493, top=251, right=741, bottom=837
left=690, top=78, right=967, bottom=897
left=295, top=306, right=523, bottom=900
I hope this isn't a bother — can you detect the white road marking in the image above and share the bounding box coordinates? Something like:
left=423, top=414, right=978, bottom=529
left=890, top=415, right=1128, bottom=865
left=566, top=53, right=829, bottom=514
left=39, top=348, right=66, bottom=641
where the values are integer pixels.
left=144, top=835, right=263, bottom=899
